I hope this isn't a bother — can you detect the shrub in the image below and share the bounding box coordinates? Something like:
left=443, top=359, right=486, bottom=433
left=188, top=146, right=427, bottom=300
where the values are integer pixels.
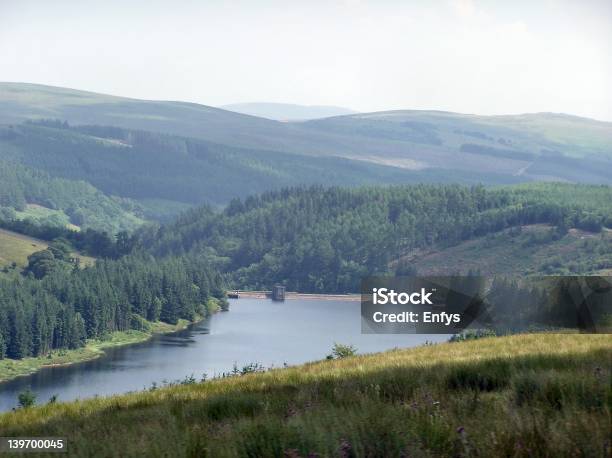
left=17, top=390, right=36, bottom=408
left=330, top=343, right=357, bottom=359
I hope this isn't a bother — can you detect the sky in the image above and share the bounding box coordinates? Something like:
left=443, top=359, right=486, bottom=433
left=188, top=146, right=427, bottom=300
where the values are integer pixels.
left=1, top=0, right=610, bottom=121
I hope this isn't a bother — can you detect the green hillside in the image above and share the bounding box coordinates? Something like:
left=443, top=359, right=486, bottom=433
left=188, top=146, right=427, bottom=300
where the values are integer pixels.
left=0, top=82, right=329, bottom=154
left=0, top=228, right=94, bottom=270
left=0, top=159, right=143, bottom=232
left=0, top=334, right=609, bottom=457
left=305, top=110, right=612, bottom=159
left=399, top=182, right=612, bottom=276
left=2, top=83, right=611, bottom=185
left=0, top=228, right=48, bottom=268
left=147, top=183, right=612, bottom=292
left=0, top=122, right=520, bottom=214
left=484, top=112, right=612, bottom=157
left=401, top=224, right=612, bottom=276
left=303, top=111, right=612, bottom=183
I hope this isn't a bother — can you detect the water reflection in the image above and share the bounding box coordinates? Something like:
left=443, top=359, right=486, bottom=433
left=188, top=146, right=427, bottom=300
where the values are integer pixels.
left=0, top=298, right=448, bottom=412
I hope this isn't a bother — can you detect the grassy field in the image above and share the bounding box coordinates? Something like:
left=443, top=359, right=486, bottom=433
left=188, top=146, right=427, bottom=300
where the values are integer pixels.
left=0, top=228, right=95, bottom=269
left=0, top=228, right=49, bottom=267
left=0, top=320, right=192, bottom=383
left=0, top=333, right=609, bottom=457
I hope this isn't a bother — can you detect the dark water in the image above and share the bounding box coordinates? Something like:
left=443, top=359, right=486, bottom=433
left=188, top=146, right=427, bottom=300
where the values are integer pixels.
left=0, top=298, right=448, bottom=412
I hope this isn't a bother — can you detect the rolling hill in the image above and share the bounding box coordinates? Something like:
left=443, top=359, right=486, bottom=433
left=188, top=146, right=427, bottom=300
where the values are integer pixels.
left=302, top=110, right=612, bottom=183
left=2, top=83, right=611, bottom=186
left=0, top=158, right=144, bottom=232
left=0, top=82, right=333, bottom=155
left=1, top=83, right=611, bottom=241
left=145, top=183, right=612, bottom=292
left=220, top=102, right=357, bottom=121
left=0, top=121, right=523, bottom=222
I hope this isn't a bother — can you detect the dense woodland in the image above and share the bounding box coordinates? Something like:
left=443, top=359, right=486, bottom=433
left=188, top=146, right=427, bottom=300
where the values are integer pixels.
left=149, top=183, right=612, bottom=292
left=0, top=251, right=226, bottom=359
left=0, top=159, right=142, bottom=232
left=0, top=181, right=610, bottom=361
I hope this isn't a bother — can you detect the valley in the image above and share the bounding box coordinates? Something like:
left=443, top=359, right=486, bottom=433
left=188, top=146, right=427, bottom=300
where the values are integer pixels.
left=2, top=1, right=610, bottom=455
left=0, top=297, right=436, bottom=411
left=0, top=83, right=610, bottom=457
left=1, top=83, right=611, bottom=197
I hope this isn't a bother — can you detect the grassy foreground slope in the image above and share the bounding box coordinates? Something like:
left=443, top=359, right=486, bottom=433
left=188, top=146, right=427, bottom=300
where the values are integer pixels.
left=1, top=334, right=609, bottom=457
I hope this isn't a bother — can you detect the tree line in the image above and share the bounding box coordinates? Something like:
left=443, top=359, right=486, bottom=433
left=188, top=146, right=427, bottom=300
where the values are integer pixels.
left=0, top=252, right=226, bottom=360
left=1, top=182, right=610, bottom=360
left=0, top=217, right=138, bottom=259
left=147, top=183, right=612, bottom=293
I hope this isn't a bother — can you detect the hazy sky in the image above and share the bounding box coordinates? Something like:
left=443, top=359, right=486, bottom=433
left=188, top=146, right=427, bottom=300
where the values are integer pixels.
left=1, top=0, right=610, bottom=120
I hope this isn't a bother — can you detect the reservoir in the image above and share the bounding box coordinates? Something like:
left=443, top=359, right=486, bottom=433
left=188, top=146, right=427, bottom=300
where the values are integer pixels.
left=0, top=298, right=448, bottom=412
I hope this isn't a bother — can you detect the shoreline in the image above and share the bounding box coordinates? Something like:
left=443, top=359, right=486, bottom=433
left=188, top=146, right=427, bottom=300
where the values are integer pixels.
left=0, top=293, right=349, bottom=384
left=0, top=318, right=197, bottom=384
left=0, top=297, right=226, bottom=384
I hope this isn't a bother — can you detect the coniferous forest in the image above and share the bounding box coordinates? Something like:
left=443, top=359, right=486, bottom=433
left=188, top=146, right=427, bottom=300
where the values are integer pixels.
left=1, top=181, right=610, bottom=362
left=0, top=250, right=225, bottom=359
left=149, top=183, right=612, bottom=292
left=1, top=4, right=611, bottom=454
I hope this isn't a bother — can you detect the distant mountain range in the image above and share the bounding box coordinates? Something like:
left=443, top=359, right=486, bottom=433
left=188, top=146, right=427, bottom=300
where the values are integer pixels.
left=220, top=102, right=357, bottom=121
left=0, top=82, right=611, bottom=230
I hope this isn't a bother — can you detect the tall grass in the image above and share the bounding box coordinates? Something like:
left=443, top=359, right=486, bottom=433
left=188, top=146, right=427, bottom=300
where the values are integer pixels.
left=0, top=334, right=609, bottom=457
